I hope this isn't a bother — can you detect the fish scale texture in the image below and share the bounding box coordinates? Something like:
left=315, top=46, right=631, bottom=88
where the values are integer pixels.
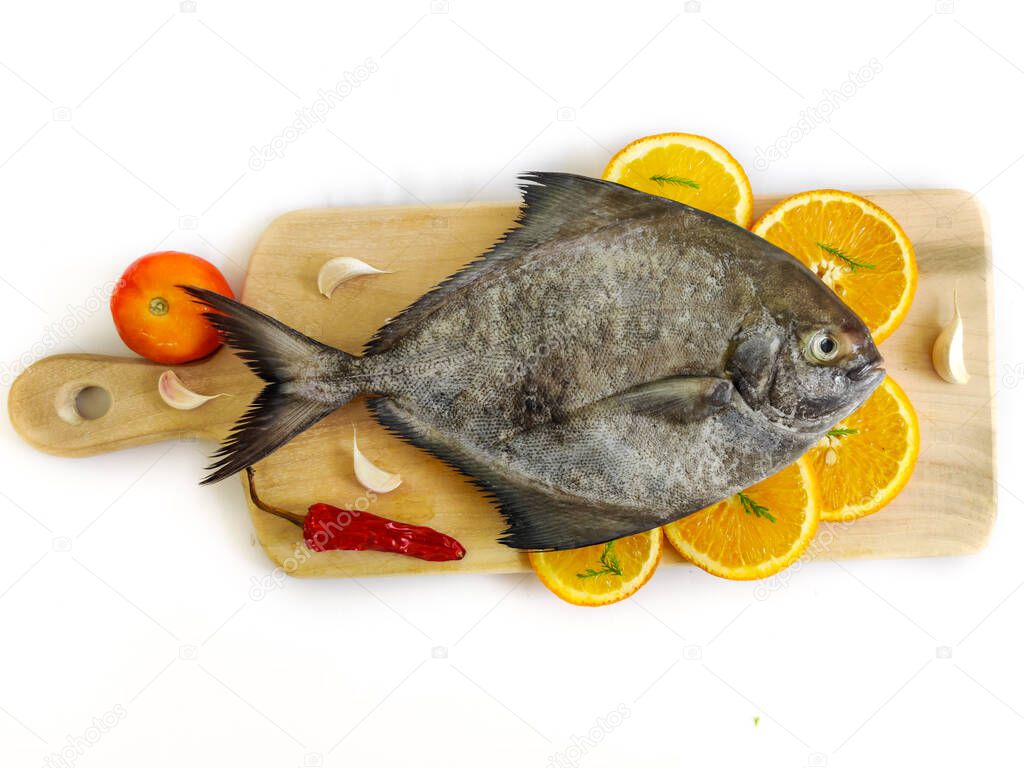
left=199, top=173, right=883, bottom=549
left=353, top=174, right=883, bottom=548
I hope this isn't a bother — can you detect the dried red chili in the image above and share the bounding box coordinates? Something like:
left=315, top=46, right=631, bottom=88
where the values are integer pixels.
left=304, top=503, right=465, bottom=561
left=245, top=468, right=465, bottom=563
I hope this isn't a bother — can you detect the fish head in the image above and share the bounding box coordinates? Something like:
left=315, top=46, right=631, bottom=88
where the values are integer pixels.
left=728, top=266, right=885, bottom=434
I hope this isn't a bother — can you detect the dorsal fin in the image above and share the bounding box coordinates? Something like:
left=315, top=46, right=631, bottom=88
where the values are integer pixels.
left=364, top=172, right=687, bottom=355
left=501, top=172, right=686, bottom=247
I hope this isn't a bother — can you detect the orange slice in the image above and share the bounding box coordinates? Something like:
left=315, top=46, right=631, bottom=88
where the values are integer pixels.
left=602, top=132, right=754, bottom=227
left=663, top=457, right=819, bottom=580
left=751, top=190, right=917, bottom=343
left=529, top=529, right=662, bottom=606
left=806, top=376, right=919, bottom=522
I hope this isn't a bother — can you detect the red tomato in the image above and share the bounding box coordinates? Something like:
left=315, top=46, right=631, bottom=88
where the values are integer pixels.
left=110, top=251, right=233, bottom=364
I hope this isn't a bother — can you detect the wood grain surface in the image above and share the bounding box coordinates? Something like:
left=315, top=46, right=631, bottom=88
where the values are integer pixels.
left=8, top=190, right=996, bottom=577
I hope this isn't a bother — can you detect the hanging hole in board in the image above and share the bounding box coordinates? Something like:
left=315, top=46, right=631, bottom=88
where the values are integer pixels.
left=56, top=384, right=112, bottom=424
left=76, top=386, right=112, bottom=420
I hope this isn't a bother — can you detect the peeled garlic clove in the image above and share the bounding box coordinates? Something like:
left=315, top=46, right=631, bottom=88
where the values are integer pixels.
left=932, top=289, right=969, bottom=385
left=318, top=256, right=390, bottom=298
left=158, top=370, right=227, bottom=410
left=353, top=427, right=402, bottom=493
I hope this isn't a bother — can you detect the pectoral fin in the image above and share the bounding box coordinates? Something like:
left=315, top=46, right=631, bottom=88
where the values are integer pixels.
left=613, top=376, right=734, bottom=423
left=727, top=334, right=781, bottom=408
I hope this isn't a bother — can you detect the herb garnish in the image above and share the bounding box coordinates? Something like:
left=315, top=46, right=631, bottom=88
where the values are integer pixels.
left=738, top=492, right=776, bottom=523
left=577, top=541, right=624, bottom=579
left=649, top=175, right=700, bottom=189
left=816, top=242, right=875, bottom=272
left=827, top=427, right=859, bottom=437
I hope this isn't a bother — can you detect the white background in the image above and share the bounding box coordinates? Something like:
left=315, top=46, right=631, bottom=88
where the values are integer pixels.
left=1, top=1, right=1021, bottom=766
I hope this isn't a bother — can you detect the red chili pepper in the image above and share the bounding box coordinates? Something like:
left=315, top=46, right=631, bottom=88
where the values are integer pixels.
left=303, top=503, right=465, bottom=562
left=244, top=468, right=465, bottom=563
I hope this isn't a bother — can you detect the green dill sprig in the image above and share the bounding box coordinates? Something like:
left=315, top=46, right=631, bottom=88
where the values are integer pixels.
left=649, top=175, right=700, bottom=190
left=738, top=492, right=776, bottom=524
left=827, top=427, right=859, bottom=437
left=816, top=242, right=875, bottom=272
left=577, top=541, right=624, bottom=579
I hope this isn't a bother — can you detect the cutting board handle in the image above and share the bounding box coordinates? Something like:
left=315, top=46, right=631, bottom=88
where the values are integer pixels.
left=8, top=352, right=253, bottom=457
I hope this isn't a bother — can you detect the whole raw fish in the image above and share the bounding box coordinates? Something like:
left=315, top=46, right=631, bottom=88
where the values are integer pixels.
left=185, top=172, right=884, bottom=550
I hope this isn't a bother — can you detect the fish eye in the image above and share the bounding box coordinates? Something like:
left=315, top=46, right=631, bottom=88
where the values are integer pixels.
left=807, top=330, right=840, bottom=363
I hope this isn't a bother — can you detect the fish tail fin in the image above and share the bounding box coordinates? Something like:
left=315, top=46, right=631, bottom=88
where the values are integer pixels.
left=181, top=286, right=361, bottom=485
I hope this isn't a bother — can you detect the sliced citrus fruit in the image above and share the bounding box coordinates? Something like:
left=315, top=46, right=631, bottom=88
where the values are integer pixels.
left=602, top=132, right=754, bottom=227
left=806, top=376, right=919, bottom=522
left=751, top=190, right=917, bottom=343
left=663, top=457, right=819, bottom=580
left=529, top=529, right=662, bottom=606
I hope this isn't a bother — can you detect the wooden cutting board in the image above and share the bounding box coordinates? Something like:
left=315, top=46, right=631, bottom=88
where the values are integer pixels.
left=8, top=189, right=996, bottom=577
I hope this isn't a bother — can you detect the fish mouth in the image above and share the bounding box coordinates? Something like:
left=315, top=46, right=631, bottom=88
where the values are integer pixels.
left=848, top=359, right=886, bottom=384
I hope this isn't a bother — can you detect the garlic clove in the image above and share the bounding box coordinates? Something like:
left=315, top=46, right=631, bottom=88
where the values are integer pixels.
left=931, top=289, right=970, bottom=385
left=317, top=256, right=390, bottom=298
left=158, top=370, right=227, bottom=410
left=352, top=427, right=402, bottom=493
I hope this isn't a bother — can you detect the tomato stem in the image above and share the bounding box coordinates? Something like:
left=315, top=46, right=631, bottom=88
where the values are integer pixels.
left=148, top=296, right=169, bottom=316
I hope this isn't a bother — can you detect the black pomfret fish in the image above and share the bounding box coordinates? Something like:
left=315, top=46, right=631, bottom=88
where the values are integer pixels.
left=185, top=172, right=884, bottom=550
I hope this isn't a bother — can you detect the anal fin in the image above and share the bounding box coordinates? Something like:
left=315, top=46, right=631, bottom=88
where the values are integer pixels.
left=367, top=397, right=662, bottom=551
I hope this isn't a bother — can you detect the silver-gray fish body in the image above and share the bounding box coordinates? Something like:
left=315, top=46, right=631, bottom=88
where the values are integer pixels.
left=190, top=172, right=884, bottom=550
